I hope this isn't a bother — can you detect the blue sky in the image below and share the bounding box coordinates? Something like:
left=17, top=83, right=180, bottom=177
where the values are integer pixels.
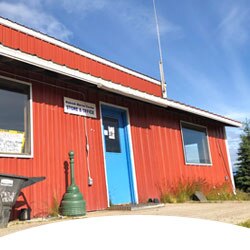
left=0, top=0, right=249, bottom=169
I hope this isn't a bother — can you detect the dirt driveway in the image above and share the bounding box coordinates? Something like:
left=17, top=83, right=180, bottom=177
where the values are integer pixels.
left=1, top=201, right=250, bottom=236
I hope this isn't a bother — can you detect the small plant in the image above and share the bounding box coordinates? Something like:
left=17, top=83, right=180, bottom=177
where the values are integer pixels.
left=159, top=179, right=250, bottom=203
left=161, top=193, right=177, bottom=203
left=233, top=189, right=250, bottom=200
left=206, top=186, right=250, bottom=201
left=109, top=196, right=113, bottom=207
left=205, top=184, right=232, bottom=201
left=238, top=219, right=250, bottom=228
left=49, top=194, right=60, bottom=217
left=160, top=179, right=207, bottom=203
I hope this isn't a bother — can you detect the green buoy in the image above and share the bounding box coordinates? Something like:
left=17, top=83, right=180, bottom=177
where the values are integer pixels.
left=60, top=151, right=86, bottom=216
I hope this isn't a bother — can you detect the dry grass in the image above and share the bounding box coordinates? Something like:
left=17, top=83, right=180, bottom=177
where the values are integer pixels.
left=159, top=179, right=250, bottom=203
left=238, top=219, right=250, bottom=228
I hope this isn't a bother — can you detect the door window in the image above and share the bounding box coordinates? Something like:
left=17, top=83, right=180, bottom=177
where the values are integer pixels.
left=103, top=117, right=121, bottom=153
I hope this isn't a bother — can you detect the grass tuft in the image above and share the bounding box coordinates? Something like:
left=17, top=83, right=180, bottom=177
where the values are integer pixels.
left=160, top=179, right=207, bottom=203
left=238, top=219, right=250, bottom=228
left=159, top=179, right=250, bottom=203
left=49, top=194, right=60, bottom=217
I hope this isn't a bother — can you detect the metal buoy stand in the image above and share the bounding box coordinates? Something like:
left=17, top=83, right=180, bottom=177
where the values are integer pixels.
left=60, top=151, right=86, bottom=216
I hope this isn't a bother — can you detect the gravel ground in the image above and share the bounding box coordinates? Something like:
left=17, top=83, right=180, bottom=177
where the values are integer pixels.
left=1, top=201, right=250, bottom=236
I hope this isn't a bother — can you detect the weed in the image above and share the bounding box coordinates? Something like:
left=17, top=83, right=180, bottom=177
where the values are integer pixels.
left=160, top=179, right=207, bottom=203
left=238, top=219, right=250, bottom=228
left=206, top=186, right=250, bottom=201
left=205, top=184, right=232, bottom=201
left=49, top=194, right=60, bottom=217
left=159, top=179, right=250, bottom=203
left=234, top=190, right=250, bottom=200
left=161, top=193, right=177, bottom=203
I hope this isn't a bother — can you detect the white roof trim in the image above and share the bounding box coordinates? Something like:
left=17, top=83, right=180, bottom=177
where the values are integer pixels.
left=0, top=44, right=242, bottom=127
left=168, top=102, right=241, bottom=127
left=0, top=17, right=160, bottom=86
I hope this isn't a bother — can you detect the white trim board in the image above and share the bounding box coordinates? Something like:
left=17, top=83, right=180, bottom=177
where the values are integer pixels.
left=0, top=44, right=242, bottom=128
left=224, top=127, right=236, bottom=194
left=0, top=17, right=160, bottom=86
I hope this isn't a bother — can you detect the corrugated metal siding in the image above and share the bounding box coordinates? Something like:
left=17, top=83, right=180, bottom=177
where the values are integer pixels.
left=0, top=59, right=233, bottom=217
left=0, top=24, right=162, bottom=97
left=31, top=81, right=108, bottom=213
left=0, top=71, right=108, bottom=216
left=93, top=84, right=233, bottom=201
left=128, top=104, right=233, bottom=202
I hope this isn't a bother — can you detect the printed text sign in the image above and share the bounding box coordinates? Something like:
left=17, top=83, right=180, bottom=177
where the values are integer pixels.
left=64, top=97, right=97, bottom=118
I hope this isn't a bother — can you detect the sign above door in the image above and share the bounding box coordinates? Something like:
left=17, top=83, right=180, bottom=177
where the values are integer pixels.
left=64, top=97, right=97, bottom=118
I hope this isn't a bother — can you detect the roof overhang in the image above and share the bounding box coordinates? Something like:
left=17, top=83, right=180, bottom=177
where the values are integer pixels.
left=0, top=44, right=242, bottom=128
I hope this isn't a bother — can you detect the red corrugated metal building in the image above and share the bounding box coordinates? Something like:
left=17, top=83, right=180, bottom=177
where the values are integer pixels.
left=0, top=17, right=241, bottom=218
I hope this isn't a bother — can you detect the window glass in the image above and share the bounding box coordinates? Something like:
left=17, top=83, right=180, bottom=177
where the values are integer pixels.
left=181, top=123, right=211, bottom=164
left=0, top=78, right=31, bottom=155
left=103, top=116, right=121, bottom=153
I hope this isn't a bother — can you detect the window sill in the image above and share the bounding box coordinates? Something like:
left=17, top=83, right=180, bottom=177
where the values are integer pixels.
left=185, top=163, right=212, bottom=167
left=0, top=153, right=33, bottom=159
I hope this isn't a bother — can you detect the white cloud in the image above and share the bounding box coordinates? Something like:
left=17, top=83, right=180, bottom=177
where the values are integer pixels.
left=212, top=6, right=250, bottom=113
left=58, top=0, right=182, bottom=38
left=62, top=0, right=107, bottom=13
left=169, top=58, right=224, bottom=107
left=116, top=2, right=182, bottom=38
left=217, top=6, right=249, bottom=47
left=224, top=111, right=250, bottom=123
left=0, top=2, right=72, bottom=41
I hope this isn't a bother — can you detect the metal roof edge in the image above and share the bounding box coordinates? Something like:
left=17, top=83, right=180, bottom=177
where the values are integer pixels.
left=0, top=44, right=242, bottom=128
left=166, top=100, right=242, bottom=127
left=0, top=16, right=161, bottom=86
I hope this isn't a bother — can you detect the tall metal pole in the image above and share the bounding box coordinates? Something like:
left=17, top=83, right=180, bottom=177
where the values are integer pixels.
left=153, top=0, right=167, bottom=98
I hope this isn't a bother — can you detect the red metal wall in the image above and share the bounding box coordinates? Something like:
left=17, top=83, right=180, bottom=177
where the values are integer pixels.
left=0, top=68, right=109, bottom=216
left=0, top=68, right=232, bottom=217
left=128, top=104, right=232, bottom=202
left=0, top=23, right=162, bottom=97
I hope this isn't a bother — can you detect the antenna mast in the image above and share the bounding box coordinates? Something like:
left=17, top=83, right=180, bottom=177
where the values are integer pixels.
left=153, top=0, right=167, bottom=98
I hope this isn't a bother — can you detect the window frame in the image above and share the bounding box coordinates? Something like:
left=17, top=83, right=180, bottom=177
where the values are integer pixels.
left=0, top=76, right=33, bottom=158
left=180, top=121, right=212, bottom=166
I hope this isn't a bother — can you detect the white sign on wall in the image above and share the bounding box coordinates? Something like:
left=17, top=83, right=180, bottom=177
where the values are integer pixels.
left=64, top=97, right=97, bottom=118
left=0, top=129, right=25, bottom=154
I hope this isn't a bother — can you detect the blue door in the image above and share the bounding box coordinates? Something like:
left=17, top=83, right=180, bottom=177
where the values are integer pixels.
left=101, top=105, right=135, bottom=205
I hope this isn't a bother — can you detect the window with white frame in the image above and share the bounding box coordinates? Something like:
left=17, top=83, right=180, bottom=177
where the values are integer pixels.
left=0, top=77, right=32, bottom=156
left=181, top=122, right=211, bottom=165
